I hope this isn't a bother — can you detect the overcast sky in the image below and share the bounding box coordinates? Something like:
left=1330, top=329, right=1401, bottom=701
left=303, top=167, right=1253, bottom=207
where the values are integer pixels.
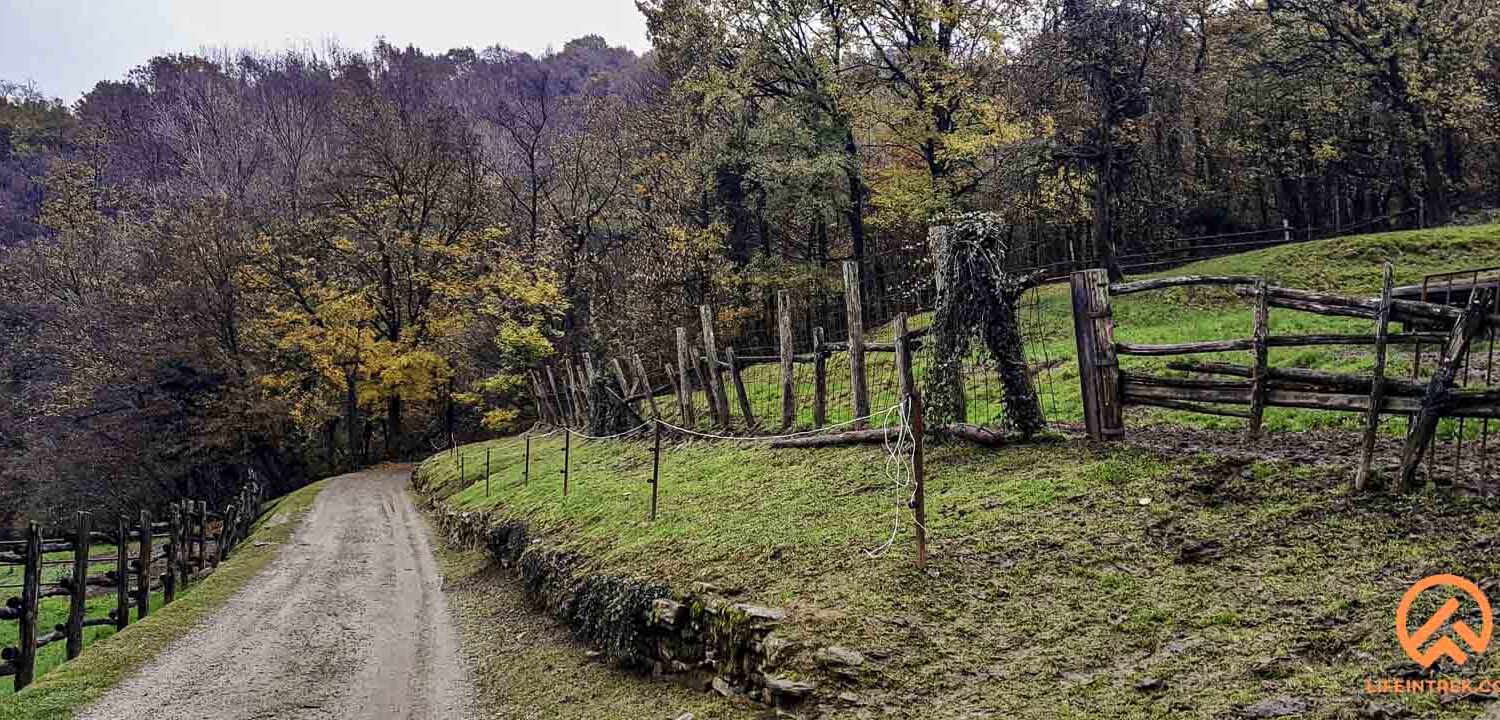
left=1, top=0, right=651, bottom=103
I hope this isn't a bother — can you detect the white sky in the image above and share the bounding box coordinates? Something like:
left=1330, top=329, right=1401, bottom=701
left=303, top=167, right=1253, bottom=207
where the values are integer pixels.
left=0, top=0, right=651, bottom=103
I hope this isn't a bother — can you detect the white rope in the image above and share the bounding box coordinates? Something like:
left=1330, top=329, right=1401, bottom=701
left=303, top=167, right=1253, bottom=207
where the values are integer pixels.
left=865, top=398, right=918, bottom=558
left=563, top=422, right=652, bottom=440
left=655, top=405, right=900, bottom=443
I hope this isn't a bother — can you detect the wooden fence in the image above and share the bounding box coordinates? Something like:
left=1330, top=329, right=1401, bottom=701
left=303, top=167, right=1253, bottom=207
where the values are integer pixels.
left=1071, top=266, right=1499, bottom=489
left=528, top=261, right=942, bottom=437
left=0, top=483, right=264, bottom=691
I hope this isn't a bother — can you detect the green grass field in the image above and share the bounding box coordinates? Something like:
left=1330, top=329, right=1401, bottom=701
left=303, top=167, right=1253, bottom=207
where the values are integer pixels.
left=0, top=482, right=325, bottom=720
left=425, top=223, right=1500, bottom=718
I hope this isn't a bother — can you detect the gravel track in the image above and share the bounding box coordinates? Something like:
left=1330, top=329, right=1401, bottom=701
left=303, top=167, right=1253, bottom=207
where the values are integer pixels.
left=77, top=467, right=471, bottom=720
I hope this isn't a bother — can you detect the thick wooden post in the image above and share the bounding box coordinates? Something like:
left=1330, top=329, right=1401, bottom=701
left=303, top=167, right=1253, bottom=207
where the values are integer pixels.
left=66, top=511, right=90, bottom=660
left=699, top=305, right=731, bottom=427
left=136, top=510, right=152, bottom=620
left=215, top=504, right=234, bottom=566
left=178, top=502, right=190, bottom=588
left=896, top=314, right=915, bottom=399
left=650, top=420, right=662, bottom=522
left=562, top=430, right=571, bottom=497
left=581, top=352, right=598, bottom=387
left=725, top=348, right=756, bottom=430
left=114, top=516, right=129, bottom=630
left=812, top=327, right=828, bottom=428
left=675, top=328, right=696, bottom=427
left=910, top=394, right=927, bottom=570
left=16, top=522, right=40, bottom=690
left=1399, top=288, right=1492, bottom=489
left=843, top=261, right=870, bottom=426
left=1357, top=264, right=1395, bottom=490
left=545, top=365, right=567, bottom=425
left=777, top=291, right=797, bottom=431
left=631, top=355, right=661, bottom=419
left=1070, top=269, right=1123, bottom=441
left=1248, top=278, right=1271, bottom=438
left=611, top=358, right=638, bottom=415
left=164, top=504, right=179, bottom=604
left=196, top=501, right=208, bottom=573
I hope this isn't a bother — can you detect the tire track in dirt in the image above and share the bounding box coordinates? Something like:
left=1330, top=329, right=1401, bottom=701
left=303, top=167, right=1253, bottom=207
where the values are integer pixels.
left=77, top=467, right=471, bottom=720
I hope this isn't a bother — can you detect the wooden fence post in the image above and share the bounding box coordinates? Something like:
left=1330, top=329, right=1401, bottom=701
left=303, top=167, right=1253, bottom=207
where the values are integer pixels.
left=196, top=501, right=208, bottom=573
left=164, top=505, right=178, bottom=604
left=136, top=510, right=152, bottom=620
left=114, top=516, right=129, bottom=630
left=65, top=511, right=90, bottom=660
left=675, top=328, right=696, bottom=427
left=632, top=354, right=661, bottom=419
left=812, top=327, right=828, bottom=428
left=611, top=358, right=638, bottom=415
left=1357, top=263, right=1394, bottom=490
left=545, top=365, right=567, bottom=425
left=910, top=394, right=927, bottom=570
left=777, top=291, right=797, bottom=431
left=843, top=261, right=870, bottom=426
left=1399, top=288, right=1492, bottom=490
left=179, top=502, right=191, bottom=588
left=896, top=314, right=915, bottom=398
left=651, top=420, right=662, bottom=522
left=1248, top=278, right=1271, bottom=438
left=699, top=305, right=732, bottom=427
left=562, top=430, right=571, bottom=497
left=16, top=521, right=40, bottom=690
left=1070, top=269, right=1124, bottom=441
left=725, top=348, right=756, bottom=430
left=216, top=504, right=234, bottom=566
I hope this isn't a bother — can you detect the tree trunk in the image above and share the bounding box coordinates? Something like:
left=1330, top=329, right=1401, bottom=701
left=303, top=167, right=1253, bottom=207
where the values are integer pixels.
left=386, top=394, right=402, bottom=459
left=343, top=369, right=359, bottom=470
left=844, top=129, right=867, bottom=262
left=1419, top=139, right=1451, bottom=226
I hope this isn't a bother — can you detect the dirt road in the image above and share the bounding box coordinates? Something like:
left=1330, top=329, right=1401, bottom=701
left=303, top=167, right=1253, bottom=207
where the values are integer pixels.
left=78, top=467, right=471, bottom=720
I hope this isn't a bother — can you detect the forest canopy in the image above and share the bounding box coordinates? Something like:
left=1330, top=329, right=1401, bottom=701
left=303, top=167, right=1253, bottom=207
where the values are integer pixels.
left=1, top=0, right=1497, bottom=522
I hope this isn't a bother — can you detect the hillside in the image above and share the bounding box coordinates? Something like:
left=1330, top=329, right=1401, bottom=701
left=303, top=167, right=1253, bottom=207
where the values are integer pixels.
left=419, top=223, right=1500, bottom=719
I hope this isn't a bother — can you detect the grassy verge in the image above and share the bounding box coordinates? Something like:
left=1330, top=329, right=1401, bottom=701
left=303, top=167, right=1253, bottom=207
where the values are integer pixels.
left=0, top=481, right=327, bottom=720
left=423, top=432, right=1500, bottom=719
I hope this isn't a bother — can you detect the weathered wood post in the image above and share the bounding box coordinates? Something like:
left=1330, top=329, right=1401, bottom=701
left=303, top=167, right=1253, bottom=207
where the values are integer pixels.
left=215, top=504, right=234, bottom=567
left=631, top=355, right=661, bottom=419
left=16, top=522, right=40, bottom=690
left=725, top=348, right=756, bottom=430
left=564, top=358, right=586, bottom=425
left=114, top=516, right=129, bottom=630
left=1248, top=278, right=1271, bottom=438
left=777, top=291, right=797, bottom=431
left=164, top=504, right=179, bottom=604
left=812, top=327, right=828, bottom=428
left=611, top=358, right=638, bottom=415
left=545, top=365, right=567, bottom=425
left=136, top=510, right=152, bottom=620
left=650, top=420, right=662, bottom=522
left=196, top=501, right=208, bottom=573
left=910, top=394, right=928, bottom=570
left=178, top=501, right=191, bottom=588
left=896, top=314, right=915, bottom=399
left=1399, top=288, right=1492, bottom=489
left=66, top=511, right=90, bottom=660
left=843, top=261, right=870, bottom=426
left=675, top=328, right=696, bottom=427
left=1070, top=269, right=1124, bottom=441
left=562, top=429, right=571, bottom=497
left=529, top=370, right=551, bottom=425
left=1357, top=264, right=1395, bottom=490
left=699, top=305, right=732, bottom=427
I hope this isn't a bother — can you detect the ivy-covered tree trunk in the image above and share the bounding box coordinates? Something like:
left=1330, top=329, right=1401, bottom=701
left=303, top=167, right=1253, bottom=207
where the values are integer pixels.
left=922, top=213, right=1046, bottom=437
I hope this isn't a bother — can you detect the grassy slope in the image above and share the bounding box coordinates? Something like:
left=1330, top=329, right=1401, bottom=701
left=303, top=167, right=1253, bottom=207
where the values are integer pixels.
left=423, top=224, right=1500, bottom=719
left=0, top=481, right=327, bottom=720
